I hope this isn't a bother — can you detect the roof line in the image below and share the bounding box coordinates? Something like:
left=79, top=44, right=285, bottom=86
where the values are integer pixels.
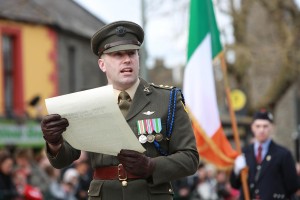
left=71, top=0, right=107, bottom=25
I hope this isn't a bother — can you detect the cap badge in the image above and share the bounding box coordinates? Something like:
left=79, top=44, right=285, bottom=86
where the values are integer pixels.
left=116, top=26, right=127, bottom=37
left=268, top=113, right=273, bottom=121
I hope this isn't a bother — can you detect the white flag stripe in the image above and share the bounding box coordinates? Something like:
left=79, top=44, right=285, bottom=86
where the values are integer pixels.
left=184, top=34, right=220, bottom=137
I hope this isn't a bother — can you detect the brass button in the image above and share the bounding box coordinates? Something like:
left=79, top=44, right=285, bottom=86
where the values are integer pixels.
left=257, top=165, right=261, bottom=170
left=169, top=189, right=173, bottom=193
left=122, top=181, right=128, bottom=187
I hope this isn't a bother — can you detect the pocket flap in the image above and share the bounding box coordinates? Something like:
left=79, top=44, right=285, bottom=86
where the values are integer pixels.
left=149, top=183, right=174, bottom=195
left=88, top=180, right=104, bottom=197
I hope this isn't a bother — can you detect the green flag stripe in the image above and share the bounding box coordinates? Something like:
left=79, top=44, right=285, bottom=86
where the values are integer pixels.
left=187, top=0, right=222, bottom=60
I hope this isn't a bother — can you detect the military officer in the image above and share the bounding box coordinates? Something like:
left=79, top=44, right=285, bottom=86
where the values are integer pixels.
left=41, top=21, right=199, bottom=200
left=230, top=109, right=299, bottom=199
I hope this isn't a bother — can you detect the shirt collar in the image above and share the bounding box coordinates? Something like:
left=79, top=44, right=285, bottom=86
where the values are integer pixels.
left=113, top=79, right=140, bottom=101
left=254, top=139, right=271, bottom=150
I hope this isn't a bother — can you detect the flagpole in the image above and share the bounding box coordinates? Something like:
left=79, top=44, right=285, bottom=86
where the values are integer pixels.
left=219, top=52, right=250, bottom=200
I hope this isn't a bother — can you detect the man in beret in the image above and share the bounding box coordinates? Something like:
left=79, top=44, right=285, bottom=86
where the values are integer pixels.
left=230, top=109, right=299, bottom=200
left=40, top=21, right=199, bottom=200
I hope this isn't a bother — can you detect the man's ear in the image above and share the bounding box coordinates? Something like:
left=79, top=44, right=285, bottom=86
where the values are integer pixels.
left=250, top=122, right=255, bottom=133
left=98, top=58, right=106, bottom=72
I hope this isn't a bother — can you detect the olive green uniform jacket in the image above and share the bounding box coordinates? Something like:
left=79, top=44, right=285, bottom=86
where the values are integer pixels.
left=47, top=79, right=199, bottom=200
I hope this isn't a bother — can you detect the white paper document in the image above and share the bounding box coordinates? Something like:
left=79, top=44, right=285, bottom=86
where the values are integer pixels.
left=45, top=85, right=145, bottom=156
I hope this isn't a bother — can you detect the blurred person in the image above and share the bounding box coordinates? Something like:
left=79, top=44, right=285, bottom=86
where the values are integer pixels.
left=215, top=171, right=239, bottom=200
left=74, top=160, right=92, bottom=200
left=173, top=164, right=201, bottom=200
left=62, top=168, right=79, bottom=200
left=230, top=109, right=299, bottom=199
left=216, top=171, right=231, bottom=199
left=172, top=174, right=198, bottom=200
left=40, top=20, right=199, bottom=200
left=14, top=148, right=50, bottom=196
left=44, top=165, right=77, bottom=200
left=59, top=151, right=91, bottom=183
left=0, top=150, right=19, bottom=200
left=63, top=168, right=79, bottom=189
left=13, top=169, right=43, bottom=200
left=190, top=164, right=218, bottom=200
left=44, top=165, right=65, bottom=200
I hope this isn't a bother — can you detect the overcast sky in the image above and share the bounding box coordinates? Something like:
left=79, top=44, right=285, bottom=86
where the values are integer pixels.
left=73, top=0, right=192, bottom=68
left=73, top=0, right=300, bottom=68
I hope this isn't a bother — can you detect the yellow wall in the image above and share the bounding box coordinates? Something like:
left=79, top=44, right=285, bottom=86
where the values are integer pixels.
left=0, top=20, right=57, bottom=118
left=0, top=33, right=3, bottom=115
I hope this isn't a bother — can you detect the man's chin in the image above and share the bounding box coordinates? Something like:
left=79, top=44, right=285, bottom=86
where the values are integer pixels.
left=117, top=79, right=136, bottom=88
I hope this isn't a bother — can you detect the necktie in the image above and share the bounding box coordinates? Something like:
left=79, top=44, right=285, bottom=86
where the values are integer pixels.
left=256, top=145, right=262, bottom=164
left=118, top=91, right=132, bottom=117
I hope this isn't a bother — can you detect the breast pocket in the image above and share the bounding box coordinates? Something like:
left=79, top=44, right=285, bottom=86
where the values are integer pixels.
left=141, top=123, right=170, bottom=157
left=88, top=180, right=103, bottom=200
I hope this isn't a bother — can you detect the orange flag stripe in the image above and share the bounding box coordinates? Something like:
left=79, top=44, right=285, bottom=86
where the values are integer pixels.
left=192, top=120, right=239, bottom=169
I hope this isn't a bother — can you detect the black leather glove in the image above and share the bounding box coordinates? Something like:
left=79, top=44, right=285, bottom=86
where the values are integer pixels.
left=117, top=149, right=155, bottom=179
left=41, top=114, right=69, bottom=146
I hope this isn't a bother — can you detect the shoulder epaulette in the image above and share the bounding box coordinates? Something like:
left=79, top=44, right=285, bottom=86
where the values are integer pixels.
left=150, top=83, right=174, bottom=90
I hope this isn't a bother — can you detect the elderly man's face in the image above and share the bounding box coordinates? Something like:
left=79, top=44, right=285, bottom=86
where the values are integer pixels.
left=251, top=119, right=273, bottom=143
left=98, top=50, right=139, bottom=90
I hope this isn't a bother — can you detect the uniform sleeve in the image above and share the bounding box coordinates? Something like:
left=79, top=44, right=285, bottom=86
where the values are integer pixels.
left=281, top=150, right=299, bottom=196
left=46, top=141, right=81, bottom=169
left=151, top=92, right=199, bottom=185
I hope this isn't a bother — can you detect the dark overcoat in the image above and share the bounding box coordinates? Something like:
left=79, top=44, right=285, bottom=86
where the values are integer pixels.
left=230, top=140, right=298, bottom=200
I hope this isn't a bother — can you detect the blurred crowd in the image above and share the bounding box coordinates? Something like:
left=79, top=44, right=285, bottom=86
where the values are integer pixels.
left=173, top=161, right=300, bottom=200
left=1, top=146, right=300, bottom=200
left=0, top=147, right=92, bottom=200
left=173, top=163, right=240, bottom=200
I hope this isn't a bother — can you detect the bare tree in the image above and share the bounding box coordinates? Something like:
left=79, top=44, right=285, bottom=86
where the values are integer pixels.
left=223, top=0, right=300, bottom=113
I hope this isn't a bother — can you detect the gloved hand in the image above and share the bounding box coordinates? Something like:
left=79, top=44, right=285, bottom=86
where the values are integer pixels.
left=41, top=114, right=69, bottom=146
left=117, top=149, right=155, bottom=179
left=234, top=154, right=247, bottom=175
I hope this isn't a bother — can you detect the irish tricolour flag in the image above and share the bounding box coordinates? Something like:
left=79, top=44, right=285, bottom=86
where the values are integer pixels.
left=183, top=0, right=238, bottom=169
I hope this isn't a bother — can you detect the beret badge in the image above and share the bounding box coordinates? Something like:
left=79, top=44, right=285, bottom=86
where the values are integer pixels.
left=115, top=26, right=127, bottom=37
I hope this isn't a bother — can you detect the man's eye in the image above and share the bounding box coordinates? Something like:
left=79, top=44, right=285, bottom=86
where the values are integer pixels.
left=128, top=51, right=136, bottom=56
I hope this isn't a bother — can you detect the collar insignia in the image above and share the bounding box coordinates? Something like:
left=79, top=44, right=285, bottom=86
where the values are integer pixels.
left=143, top=86, right=150, bottom=93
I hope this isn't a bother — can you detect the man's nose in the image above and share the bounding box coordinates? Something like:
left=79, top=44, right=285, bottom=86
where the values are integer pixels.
left=123, top=54, right=131, bottom=61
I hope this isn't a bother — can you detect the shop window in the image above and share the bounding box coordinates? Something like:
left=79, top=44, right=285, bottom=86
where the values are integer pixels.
left=1, top=28, right=24, bottom=118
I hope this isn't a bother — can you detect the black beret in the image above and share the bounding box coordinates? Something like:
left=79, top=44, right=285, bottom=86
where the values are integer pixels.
left=91, top=21, right=144, bottom=56
left=253, top=109, right=273, bottom=123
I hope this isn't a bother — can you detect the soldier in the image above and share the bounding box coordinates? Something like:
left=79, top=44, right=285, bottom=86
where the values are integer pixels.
left=41, top=21, right=199, bottom=200
left=230, top=109, right=299, bottom=199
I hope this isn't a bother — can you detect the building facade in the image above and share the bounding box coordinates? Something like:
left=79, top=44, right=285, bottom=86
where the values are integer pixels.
left=0, top=0, right=106, bottom=146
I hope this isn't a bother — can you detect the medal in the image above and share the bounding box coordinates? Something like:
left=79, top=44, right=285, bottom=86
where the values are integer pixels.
left=155, top=133, right=163, bottom=142
left=152, top=118, right=162, bottom=133
left=137, top=120, right=146, bottom=135
left=147, top=134, right=155, bottom=143
left=139, top=135, right=147, bottom=144
left=144, top=119, right=154, bottom=134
